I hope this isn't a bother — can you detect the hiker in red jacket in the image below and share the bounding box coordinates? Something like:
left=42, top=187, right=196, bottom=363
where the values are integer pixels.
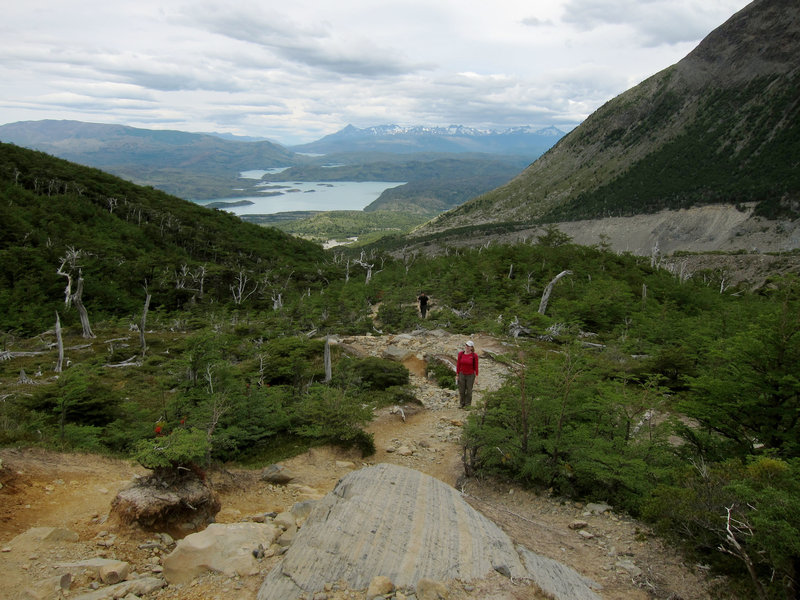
left=456, top=340, right=479, bottom=408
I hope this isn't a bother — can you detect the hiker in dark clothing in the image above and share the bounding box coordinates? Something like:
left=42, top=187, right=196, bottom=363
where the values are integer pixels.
left=417, top=292, right=429, bottom=319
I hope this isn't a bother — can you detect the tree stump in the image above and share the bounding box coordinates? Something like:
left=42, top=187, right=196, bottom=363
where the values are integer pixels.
left=110, top=472, right=220, bottom=534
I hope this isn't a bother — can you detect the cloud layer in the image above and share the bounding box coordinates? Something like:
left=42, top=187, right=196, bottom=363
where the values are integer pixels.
left=0, top=0, right=751, bottom=144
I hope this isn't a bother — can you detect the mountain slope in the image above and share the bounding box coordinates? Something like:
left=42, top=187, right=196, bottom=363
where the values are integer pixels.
left=421, top=0, right=800, bottom=234
left=291, top=124, right=565, bottom=158
left=0, top=120, right=297, bottom=199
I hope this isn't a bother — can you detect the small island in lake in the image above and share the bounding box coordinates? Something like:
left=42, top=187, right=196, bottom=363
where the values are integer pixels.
left=205, top=200, right=255, bottom=209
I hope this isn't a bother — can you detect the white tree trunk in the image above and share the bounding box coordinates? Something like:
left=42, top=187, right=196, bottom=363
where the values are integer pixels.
left=538, top=270, right=572, bottom=315
left=324, top=336, right=332, bottom=383
left=73, top=274, right=95, bottom=338
left=55, top=311, right=64, bottom=373
left=140, top=291, right=151, bottom=357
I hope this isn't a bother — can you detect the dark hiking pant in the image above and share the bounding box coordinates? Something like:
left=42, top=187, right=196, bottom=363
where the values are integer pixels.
left=458, top=373, right=475, bottom=407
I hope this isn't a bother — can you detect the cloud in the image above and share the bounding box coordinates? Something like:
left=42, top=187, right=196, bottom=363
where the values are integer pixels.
left=520, top=16, right=554, bottom=27
left=560, top=0, right=748, bottom=47
left=0, top=0, right=752, bottom=144
left=183, top=4, right=427, bottom=77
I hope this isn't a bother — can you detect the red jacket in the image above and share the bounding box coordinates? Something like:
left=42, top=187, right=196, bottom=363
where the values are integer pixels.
left=457, top=351, right=478, bottom=376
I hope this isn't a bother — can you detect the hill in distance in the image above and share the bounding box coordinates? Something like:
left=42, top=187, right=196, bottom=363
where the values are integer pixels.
left=421, top=0, right=800, bottom=238
left=0, top=120, right=298, bottom=200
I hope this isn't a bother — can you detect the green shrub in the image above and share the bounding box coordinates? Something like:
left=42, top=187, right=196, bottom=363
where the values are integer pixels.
left=376, top=301, right=419, bottom=332
left=369, top=385, right=420, bottom=408
left=134, top=427, right=209, bottom=473
left=335, top=356, right=409, bottom=390
left=427, top=359, right=456, bottom=390
left=291, top=384, right=374, bottom=457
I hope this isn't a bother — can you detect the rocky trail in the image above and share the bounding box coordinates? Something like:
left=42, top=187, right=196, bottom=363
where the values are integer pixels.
left=0, top=330, right=719, bottom=600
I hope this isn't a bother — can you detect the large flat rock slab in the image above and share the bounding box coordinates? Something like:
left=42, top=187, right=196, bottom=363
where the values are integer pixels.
left=258, top=463, right=600, bottom=600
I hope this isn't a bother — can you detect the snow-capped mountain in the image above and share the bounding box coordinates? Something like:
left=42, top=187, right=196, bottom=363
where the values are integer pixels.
left=290, top=124, right=566, bottom=157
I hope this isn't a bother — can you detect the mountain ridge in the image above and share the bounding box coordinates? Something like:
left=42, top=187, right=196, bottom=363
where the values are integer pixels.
left=0, top=119, right=298, bottom=199
left=416, top=0, right=800, bottom=236
left=290, top=123, right=565, bottom=157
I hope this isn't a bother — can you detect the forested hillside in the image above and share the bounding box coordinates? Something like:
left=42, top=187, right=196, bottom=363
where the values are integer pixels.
left=0, top=142, right=326, bottom=334
left=1, top=145, right=798, bottom=598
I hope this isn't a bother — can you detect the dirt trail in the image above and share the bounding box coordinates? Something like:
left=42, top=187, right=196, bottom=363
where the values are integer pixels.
left=0, top=332, right=718, bottom=600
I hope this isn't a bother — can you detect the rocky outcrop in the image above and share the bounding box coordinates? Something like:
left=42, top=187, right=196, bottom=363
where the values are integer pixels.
left=3, top=526, right=168, bottom=600
left=163, top=522, right=279, bottom=584
left=258, top=463, right=600, bottom=600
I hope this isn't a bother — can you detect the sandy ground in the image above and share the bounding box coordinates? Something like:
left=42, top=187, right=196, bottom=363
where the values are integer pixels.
left=0, top=333, right=726, bottom=600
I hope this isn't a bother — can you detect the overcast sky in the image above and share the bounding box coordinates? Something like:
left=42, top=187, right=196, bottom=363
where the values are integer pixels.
left=1, top=0, right=751, bottom=145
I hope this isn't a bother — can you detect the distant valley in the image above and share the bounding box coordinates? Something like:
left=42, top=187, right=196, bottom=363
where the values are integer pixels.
left=0, top=120, right=560, bottom=219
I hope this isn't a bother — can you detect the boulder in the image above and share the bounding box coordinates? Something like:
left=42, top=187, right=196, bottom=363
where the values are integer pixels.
left=518, top=546, right=602, bottom=600
left=261, top=464, right=295, bottom=485
left=9, top=527, right=79, bottom=548
left=583, top=502, right=611, bottom=515
left=289, top=499, right=317, bottom=526
left=258, top=463, right=527, bottom=599
left=381, top=345, right=413, bottom=361
left=70, top=576, right=165, bottom=600
left=416, top=578, right=449, bottom=600
left=258, top=464, right=601, bottom=600
left=23, top=573, right=71, bottom=600
left=162, top=522, right=279, bottom=584
left=366, top=575, right=394, bottom=599
left=57, top=558, right=130, bottom=584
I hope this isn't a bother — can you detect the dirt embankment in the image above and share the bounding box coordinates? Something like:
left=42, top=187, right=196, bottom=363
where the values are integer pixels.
left=0, top=332, right=723, bottom=600
left=405, top=204, right=800, bottom=288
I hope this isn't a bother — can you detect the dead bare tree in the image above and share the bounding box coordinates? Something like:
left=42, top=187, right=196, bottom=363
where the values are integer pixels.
left=650, top=240, right=661, bottom=268
left=538, top=270, right=572, bottom=315
left=140, top=284, right=152, bottom=358
left=257, top=355, right=266, bottom=386
left=352, top=251, right=375, bottom=284
left=55, top=311, right=64, bottom=373
left=72, top=273, right=95, bottom=338
left=203, top=365, right=231, bottom=465
left=720, top=505, right=768, bottom=600
left=230, top=269, right=258, bottom=305
left=191, top=264, right=207, bottom=300
left=525, top=272, right=536, bottom=294
left=403, top=252, right=417, bottom=275
left=324, top=336, right=332, bottom=383
left=56, top=248, right=95, bottom=338
left=261, top=270, right=293, bottom=311
left=508, top=316, right=531, bottom=338
left=174, top=264, right=190, bottom=289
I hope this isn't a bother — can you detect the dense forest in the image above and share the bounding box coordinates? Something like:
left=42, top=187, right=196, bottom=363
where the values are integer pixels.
left=543, top=73, right=800, bottom=222
left=1, top=143, right=798, bottom=598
